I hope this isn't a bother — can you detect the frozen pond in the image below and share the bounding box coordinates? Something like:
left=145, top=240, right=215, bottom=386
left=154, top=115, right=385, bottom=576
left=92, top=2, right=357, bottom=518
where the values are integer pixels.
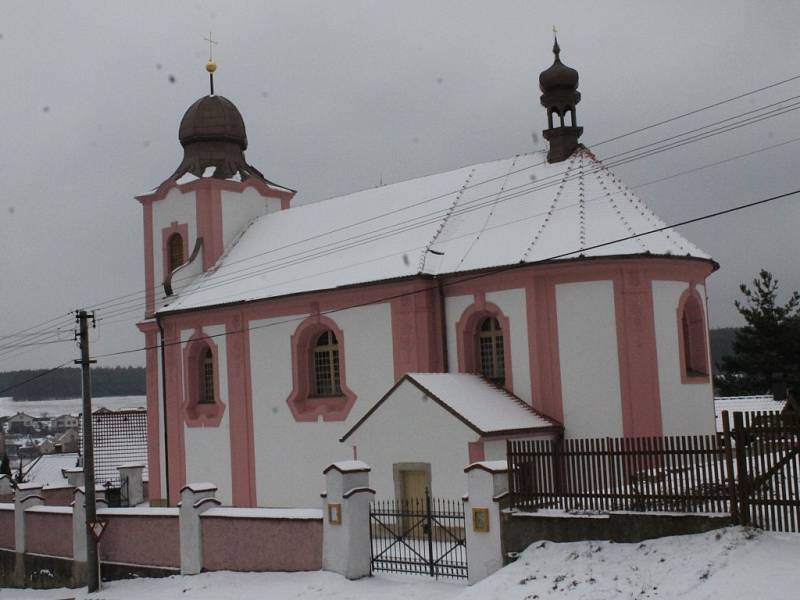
left=0, top=395, right=146, bottom=418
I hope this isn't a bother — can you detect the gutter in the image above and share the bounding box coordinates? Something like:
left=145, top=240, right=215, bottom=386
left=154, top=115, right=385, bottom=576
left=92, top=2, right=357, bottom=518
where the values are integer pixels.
left=155, top=315, right=170, bottom=505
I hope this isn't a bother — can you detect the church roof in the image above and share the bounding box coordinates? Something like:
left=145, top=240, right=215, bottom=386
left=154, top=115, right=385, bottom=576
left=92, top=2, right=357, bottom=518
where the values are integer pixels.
left=160, top=148, right=712, bottom=313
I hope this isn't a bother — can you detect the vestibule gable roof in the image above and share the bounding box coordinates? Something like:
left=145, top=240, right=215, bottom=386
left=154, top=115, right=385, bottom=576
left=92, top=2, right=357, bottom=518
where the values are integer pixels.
left=160, top=148, right=713, bottom=314
left=340, top=373, right=562, bottom=442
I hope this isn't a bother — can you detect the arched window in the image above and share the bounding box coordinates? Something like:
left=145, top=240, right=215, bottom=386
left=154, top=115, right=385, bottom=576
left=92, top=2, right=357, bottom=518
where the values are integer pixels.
left=167, top=233, right=184, bottom=273
left=477, top=317, right=505, bottom=384
left=313, top=330, right=341, bottom=396
left=678, top=290, right=709, bottom=381
left=182, top=334, right=224, bottom=427
left=199, top=346, right=215, bottom=404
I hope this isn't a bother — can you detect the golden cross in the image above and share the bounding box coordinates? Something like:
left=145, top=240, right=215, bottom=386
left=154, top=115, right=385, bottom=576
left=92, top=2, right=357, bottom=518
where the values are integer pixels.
left=552, top=25, right=558, bottom=35
left=203, top=31, right=218, bottom=61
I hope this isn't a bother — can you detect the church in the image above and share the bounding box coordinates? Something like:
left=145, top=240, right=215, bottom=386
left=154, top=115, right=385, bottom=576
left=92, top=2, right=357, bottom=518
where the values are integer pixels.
left=136, top=39, right=717, bottom=507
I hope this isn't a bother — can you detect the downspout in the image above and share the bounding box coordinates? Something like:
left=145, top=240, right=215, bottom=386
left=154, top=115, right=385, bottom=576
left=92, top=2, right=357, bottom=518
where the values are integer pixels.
left=156, top=314, right=170, bottom=505
left=437, top=277, right=449, bottom=372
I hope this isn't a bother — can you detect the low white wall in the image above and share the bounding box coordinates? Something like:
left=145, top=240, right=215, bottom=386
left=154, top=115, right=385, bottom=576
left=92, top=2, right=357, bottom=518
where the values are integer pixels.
left=556, top=280, right=623, bottom=438
left=347, top=379, right=478, bottom=499
left=248, top=303, right=395, bottom=507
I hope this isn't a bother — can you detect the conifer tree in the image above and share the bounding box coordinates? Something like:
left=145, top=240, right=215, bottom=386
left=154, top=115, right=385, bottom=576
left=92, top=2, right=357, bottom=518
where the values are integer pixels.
left=716, top=270, right=800, bottom=397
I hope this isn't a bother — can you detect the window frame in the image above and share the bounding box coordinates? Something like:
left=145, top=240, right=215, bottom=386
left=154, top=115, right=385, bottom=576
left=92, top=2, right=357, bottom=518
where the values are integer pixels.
left=455, top=298, right=514, bottom=393
left=182, top=332, right=225, bottom=426
left=286, top=315, right=357, bottom=422
left=161, top=222, right=189, bottom=278
left=676, top=286, right=710, bottom=384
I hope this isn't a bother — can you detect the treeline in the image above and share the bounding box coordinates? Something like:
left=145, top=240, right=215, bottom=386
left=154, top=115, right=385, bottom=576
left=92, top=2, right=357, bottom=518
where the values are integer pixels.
left=0, top=366, right=145, bottom=400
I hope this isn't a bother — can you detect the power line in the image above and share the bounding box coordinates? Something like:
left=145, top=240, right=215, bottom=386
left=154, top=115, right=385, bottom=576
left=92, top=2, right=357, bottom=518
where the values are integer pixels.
left=80, top=77, right=800, bottom=319
left=90, top=187, right=800, bottom=361
left=89, top=96, right=800, bottom=326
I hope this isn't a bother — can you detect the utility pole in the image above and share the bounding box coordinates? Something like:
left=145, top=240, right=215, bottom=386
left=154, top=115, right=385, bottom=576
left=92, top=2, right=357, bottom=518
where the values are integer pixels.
left=76, top=310, right=99, bottom=592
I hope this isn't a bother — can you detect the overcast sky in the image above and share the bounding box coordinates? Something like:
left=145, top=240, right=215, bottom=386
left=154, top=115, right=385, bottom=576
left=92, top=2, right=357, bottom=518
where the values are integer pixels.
left=1, top=0, right=799, bottom=371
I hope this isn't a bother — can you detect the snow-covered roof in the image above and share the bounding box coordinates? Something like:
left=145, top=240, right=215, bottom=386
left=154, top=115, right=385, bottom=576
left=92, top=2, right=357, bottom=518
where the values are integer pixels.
left=161, top=148, right=711, bottom=313
left=342, top=373, right=560, bottom=441
left=714, top=395, right=787, bottom=431
left=22, top=452, right=80, bottom=488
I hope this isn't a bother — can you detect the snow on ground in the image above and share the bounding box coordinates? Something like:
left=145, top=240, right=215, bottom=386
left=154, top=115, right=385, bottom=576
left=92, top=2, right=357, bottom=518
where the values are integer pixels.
left=2, top=527, right=799, bottom=600
left=461, top=527, right=800, bottom=600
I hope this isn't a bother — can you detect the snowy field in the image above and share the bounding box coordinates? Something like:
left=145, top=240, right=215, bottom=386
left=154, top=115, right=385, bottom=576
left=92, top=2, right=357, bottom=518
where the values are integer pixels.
left=2, top=527, right=798, bottom=599
left=0, top=395, right=146, bottom=418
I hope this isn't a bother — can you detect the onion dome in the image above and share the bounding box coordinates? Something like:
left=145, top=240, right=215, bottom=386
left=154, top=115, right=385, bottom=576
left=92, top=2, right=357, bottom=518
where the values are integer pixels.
left=168, top=93, right=267, bottom=182
left=539, top=38, right=579, bottom=93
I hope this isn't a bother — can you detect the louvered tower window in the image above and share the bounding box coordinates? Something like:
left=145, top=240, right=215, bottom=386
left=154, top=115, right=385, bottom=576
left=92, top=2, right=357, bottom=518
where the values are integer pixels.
left=313, top=331, right=341, bottom=396
left=167, top=233, right=184, bottom=273
left=478, top=317, right=505, bottom=385
left=199, top=347, right=215, bottom=404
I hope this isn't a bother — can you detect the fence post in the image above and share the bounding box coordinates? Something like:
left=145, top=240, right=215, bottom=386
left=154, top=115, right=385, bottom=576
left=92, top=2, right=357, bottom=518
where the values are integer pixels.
left=64, top=468, right=85, bottom=488
left=118, top=464, right=145, bottom=507
left=464, top=460, right=508, bottom=585
left=721, top=411, right=739, bottom=524
left=14, top=482, right=44, bottom=554
left=732, top=412, right=750, bottom=526
left=321, top=461, right=374, bottom=580
left=179, top=483, right=220, bottom=575
left=72, top=487, right=87, bottom=563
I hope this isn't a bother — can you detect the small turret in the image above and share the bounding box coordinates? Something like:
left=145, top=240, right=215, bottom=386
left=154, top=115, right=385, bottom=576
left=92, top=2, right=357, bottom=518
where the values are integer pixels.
left=539, top=35, right=583, bottom=163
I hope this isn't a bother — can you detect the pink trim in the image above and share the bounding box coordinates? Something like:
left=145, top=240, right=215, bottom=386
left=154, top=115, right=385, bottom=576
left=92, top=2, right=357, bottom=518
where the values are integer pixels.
left=201, top=516, right=321, bottom=572
left=613, top=266, right=663, bottom=437
left=182, top=331, right=226, bottom=427
left=390, top=282, right=443, bottom=380
left=137, top=320, right=162, bottom=501
left=162, top=221, right=189, bottom=277
left=676, top=285, right=711, bottom=384
left=164, top=322, right=186, bottom=504
left=196, top=185, right=223, bottom=271
left=136, top=176, right=295, bottom=208
left=226, top=311, right=257, bottom=506
left=527, top=278, right=564, bottom=422
left=467, top=439, right=485, bottom=464
left=454, top=294, right=514, bottom=395
left=286, top=315, right=357, bottom=422
left=142, top=201, right=155, bottom=316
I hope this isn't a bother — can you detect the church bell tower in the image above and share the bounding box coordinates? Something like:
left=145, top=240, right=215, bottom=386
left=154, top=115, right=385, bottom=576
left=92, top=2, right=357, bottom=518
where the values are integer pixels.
left=539, top=35, right=583, bottom=163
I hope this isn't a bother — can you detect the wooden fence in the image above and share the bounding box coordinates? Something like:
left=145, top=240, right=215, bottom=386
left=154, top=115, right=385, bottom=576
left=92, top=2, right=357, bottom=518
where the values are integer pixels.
left=508, top=411, right=800, bottom=533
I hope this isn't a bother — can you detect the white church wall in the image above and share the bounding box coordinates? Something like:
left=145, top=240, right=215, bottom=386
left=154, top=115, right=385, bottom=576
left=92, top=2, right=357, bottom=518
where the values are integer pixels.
left=220, top=188, right=279, bottom=251
left=556, top=280, right=624, bottom=438
left=180, top=324, right=233, bottom=505
left=152, top=187, right=201, bottom=302
left=347, top=379, right=478, bottom=499
left=486, top=288, right=531, bottom=403
left=444, top=294, right=473, bottom=373
left=652, top=281, right=716, bottom=435
left=248, top=303, right=395, bottom=507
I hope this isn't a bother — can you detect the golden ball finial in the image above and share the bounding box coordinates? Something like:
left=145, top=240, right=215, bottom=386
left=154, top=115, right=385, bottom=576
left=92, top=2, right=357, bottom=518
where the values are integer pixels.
left=206, top=59, right=217, bottom=73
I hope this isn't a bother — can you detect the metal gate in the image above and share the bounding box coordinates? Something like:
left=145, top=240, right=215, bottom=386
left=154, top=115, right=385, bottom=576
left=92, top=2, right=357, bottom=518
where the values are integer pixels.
left=728, top=410, right=800, bottom=532
left=369, top=490, right=467, bottom=579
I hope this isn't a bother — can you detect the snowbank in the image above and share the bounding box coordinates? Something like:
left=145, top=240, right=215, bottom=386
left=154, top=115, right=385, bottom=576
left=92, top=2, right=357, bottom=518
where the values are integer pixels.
left=2, top=527, right=798, bottom=599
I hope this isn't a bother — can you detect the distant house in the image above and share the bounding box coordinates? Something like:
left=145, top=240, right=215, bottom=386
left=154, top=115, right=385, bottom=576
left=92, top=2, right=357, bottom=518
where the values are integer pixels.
left=37, top=438, right=56, bottom=455
left=54, top=414, right=80, bottom=432
left=7, top=412, right=34, bottom=434
left=55, top=429, right=80, bottom=453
